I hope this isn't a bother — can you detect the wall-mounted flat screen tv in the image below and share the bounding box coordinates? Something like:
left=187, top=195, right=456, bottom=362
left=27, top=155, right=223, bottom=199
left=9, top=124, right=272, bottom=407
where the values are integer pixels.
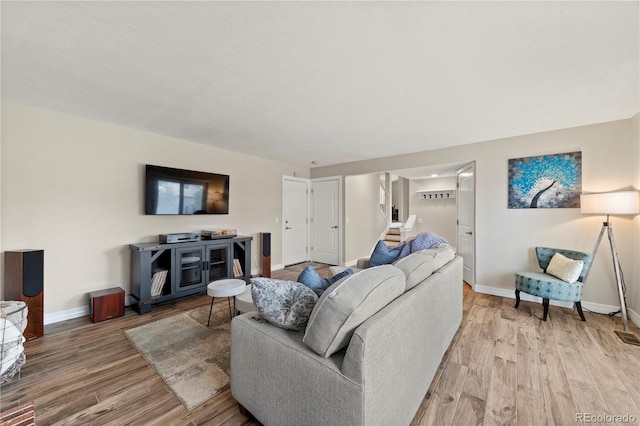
left=145, top=165, right=229, bottom=215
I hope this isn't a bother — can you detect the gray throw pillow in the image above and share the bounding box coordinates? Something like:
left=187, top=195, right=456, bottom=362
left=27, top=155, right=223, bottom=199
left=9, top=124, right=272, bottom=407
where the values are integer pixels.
left=303, top=265, right=405, bottom=357
left=251, top=278, right=318, bottom=331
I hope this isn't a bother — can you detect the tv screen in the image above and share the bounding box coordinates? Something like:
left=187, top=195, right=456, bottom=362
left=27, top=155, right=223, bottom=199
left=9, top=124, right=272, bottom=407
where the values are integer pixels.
left=145, top=165, right=229, bottom=215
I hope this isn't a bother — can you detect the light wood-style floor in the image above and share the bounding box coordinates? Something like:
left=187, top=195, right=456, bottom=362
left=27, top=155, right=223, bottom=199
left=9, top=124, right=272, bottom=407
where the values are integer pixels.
left=1, top=263, right=639, bottom=425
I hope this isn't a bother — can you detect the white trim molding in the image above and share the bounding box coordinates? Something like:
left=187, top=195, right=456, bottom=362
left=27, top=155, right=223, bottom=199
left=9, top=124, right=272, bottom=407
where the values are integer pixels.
left=44, top=306, right=89, bottom=325
left=474, top=284, right=640, bottom=327
left=271, top=263, right=285, bottom=272
left=44, top=295, right=136, bottom=325
left=41, top=281, right=640, bottom=328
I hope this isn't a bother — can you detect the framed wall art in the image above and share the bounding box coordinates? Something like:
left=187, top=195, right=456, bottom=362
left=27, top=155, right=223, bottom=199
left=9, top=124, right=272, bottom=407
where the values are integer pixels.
left=508, top=151, right=582, bottom=209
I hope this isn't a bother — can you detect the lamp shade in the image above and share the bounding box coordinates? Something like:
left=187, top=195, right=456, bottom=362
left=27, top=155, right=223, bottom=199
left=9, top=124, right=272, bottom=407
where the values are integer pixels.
left=210, top=192, right=224, bottom=201
left=580, top=191, right=640, bottom=215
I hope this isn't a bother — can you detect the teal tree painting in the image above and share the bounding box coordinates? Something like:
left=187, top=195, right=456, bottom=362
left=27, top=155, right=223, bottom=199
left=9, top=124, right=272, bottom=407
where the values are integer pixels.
left=508, top=152, right=582, bottom=209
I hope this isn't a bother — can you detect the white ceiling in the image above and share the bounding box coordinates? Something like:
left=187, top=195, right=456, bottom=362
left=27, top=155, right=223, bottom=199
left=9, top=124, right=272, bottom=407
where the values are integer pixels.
left=2, top=1, right=638, bottom=168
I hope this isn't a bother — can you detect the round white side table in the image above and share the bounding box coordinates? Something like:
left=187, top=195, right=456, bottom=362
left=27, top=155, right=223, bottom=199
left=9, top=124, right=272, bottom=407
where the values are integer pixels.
left=234, top=284, right=257, bottom=314
left=207, top=279, right=246, bottom=326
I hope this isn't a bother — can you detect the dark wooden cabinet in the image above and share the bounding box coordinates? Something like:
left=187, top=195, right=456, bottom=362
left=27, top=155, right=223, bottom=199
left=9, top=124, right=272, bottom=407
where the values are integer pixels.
left=89, top=287, right=125, bottom=322
left=129, top=236, right=252, bottom=313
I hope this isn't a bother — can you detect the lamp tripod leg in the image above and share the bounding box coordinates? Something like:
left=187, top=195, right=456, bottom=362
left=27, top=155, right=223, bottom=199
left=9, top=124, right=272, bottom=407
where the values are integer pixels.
left=582, top=221, right=607, bottom=285
left=607, top=223, right=629, bottom=332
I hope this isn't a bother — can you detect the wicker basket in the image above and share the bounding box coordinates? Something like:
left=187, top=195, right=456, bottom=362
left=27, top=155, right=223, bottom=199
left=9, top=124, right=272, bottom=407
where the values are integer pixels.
left=0, top=301, right=28, bottom=384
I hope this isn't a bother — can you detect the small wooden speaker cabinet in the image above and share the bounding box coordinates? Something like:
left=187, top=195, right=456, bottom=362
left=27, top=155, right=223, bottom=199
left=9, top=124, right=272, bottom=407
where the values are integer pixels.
left=89, top=287, right=125, bottom=323
left=4, top=249, right=44, bottom=340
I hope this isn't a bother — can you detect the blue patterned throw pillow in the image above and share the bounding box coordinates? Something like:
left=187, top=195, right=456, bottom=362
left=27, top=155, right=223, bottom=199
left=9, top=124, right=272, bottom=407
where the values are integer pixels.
left=399, top=233, right=449, bottom=258
left=251, top=278, right=319, bottom=330
left=369, top=240, right=405, bottom=267
left=297, top=266, right=354, bottom=296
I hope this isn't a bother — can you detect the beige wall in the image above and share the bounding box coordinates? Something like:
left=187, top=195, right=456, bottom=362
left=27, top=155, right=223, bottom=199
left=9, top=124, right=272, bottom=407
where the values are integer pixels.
left=344, top=174, right=387, bottom=264
left=632, top=113, right=640, bottom=320
left=391, top=177, right=410, bottom=222
left=1, top=101, right=309, bottom=322
left=313, top=117, right=639, bottom=320
left=0, top=101, right=3, bottom=291
left=410, top=177, right=457, bottom=245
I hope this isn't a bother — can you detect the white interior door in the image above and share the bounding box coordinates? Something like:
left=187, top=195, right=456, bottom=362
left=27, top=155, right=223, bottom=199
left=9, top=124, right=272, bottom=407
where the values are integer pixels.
left=311, top=177, right=341, bottom=265
left=457, top=163, right=476, bottom=287
left=283, top=177, right=309, bottom=266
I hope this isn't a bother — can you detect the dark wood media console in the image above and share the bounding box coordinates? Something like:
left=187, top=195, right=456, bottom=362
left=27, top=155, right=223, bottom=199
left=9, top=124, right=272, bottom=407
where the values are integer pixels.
left=129, top=235, right=252, bottom=314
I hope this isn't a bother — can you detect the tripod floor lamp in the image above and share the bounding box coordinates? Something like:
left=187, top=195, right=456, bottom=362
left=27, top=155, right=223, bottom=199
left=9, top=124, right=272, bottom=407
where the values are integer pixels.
left=580, top=190, right=639, bottom=345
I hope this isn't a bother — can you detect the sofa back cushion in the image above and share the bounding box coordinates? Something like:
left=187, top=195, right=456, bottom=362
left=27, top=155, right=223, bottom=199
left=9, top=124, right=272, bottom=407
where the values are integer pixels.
left=303, top=265, right=405, bottom=357
left=393, top=251, right=436, bottom=291
left=392, top=245, right=455, bottom=291
left=428, top=245, right=456, bottom=270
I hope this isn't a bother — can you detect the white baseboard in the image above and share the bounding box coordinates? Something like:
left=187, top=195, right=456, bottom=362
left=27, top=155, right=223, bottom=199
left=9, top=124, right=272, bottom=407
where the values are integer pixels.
left=251, top=265, right=284, bottom=275
left=44, top=306, right=89, bottom=325
left=44, top=296, right=135, bottom=325
left=474, top=284, right=640, bottom=327
left=41, top=281, right=640, bottom=328
left=629, top=309, right=640, bottom=327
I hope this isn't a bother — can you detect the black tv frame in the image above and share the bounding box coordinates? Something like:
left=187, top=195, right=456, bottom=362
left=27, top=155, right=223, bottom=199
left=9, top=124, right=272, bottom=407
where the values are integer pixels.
left=144, top=164, right=229, bottom=215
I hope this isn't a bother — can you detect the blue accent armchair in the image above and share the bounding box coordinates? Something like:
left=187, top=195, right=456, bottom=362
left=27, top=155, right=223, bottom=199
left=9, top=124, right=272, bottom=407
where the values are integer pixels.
left=515, top=247, right=593, bottom=321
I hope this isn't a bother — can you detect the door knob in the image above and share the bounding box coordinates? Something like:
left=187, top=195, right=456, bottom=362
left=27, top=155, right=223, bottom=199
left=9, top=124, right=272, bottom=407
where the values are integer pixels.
left=285, top=226, right=292, bottom=230
left=466, top=231, right=473, bottom=235
left=331, top=226, right=338, bottom=229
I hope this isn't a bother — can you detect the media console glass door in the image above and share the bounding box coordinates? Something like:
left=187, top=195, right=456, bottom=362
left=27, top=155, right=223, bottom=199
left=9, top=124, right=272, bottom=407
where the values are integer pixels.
left=175, top=247, right=206, bottom=291
left=207, top=245, right=231, bottom=281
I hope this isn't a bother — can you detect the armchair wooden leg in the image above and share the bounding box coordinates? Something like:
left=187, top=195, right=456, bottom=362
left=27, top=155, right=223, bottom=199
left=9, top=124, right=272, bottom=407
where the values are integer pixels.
left=542, top=298, right=549, bottom=321
left=515, top=289, right=521, bottom=308
left=575, top=302, right=586, bottom=321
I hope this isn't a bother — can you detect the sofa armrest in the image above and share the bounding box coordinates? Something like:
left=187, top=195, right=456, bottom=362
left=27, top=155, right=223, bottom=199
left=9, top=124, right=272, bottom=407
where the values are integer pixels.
left=340, top=257, right=463, bottom=425
left=231, top=313, right=363, bottom=426
left=356, top=258, right=370, bottom=269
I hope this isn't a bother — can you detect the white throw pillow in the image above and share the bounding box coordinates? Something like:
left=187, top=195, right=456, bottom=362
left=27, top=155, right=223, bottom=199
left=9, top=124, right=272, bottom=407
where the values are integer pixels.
left=547, top=252, right=584, bottom=283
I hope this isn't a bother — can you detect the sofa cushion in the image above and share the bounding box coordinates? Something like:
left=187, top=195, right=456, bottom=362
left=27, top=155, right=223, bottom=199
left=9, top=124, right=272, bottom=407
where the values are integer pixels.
left=425, top=244, right=456, bottom=270
left=546, top=252, right=584, bottom=283
left=303, top=265, right=405, bottom=357
left=251, top=278, right=319, bottom=331
left=369, top=240, right=405, bottom=267
left=298, top=265, right=354, bottom=296
left=393, top=245, right=455, bottom=291
left=393, top=251, right=436, bottom=291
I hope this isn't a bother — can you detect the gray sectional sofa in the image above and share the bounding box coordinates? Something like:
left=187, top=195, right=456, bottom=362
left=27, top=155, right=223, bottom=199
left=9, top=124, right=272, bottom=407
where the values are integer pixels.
left=230, top=246, right=463, bottom=426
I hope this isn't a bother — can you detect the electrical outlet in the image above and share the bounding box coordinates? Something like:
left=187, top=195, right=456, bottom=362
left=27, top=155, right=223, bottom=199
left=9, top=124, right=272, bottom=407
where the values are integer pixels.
left=275, top=217, right=279, bottom=224
left=418, top=217, right=423, bottom=224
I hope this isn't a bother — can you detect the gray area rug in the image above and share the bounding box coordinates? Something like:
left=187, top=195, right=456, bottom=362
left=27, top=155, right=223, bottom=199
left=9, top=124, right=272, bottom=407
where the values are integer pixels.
left=124, top=304, right=231, bottom=410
